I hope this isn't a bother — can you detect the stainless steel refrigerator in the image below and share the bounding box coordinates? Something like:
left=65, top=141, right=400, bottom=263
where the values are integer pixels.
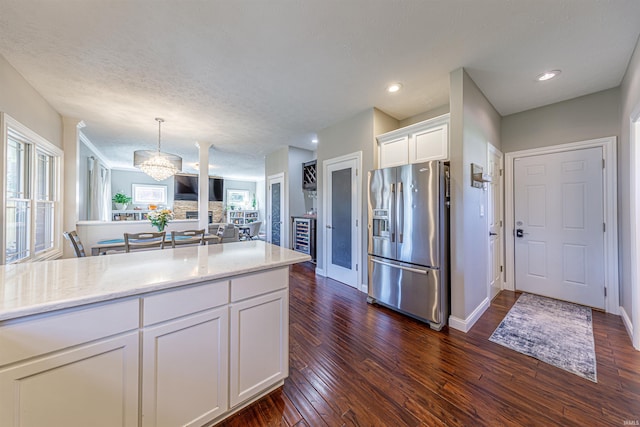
left=367, top=161, right=449, bottom=330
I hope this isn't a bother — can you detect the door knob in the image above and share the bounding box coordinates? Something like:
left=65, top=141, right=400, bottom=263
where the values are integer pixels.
left=516, top=229, right=529, bottom=238
left=489, top=232, right=498, bottom=236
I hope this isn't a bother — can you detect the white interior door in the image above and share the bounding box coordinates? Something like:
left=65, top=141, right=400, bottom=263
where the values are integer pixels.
left=488, top=145, right=504, bottom=299
left=324, top=156, right=359, bottom=288
left=267, top=173, right=286, bottom=247
left=514, top=147, right=605, bottom=308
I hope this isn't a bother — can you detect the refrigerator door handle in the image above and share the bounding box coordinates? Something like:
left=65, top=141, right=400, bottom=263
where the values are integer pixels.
left=390, top=183, right=395, bottom=243
left=397, top=181, right=404, bottom=243
left=370, top=258, right=430, bottom=275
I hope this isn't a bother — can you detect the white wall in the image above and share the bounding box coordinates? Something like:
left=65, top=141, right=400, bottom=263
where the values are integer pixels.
left=620, top=35, right=640, bottom=337
left=0, top=54, right=62, bottom=148
left=449, top=68, right=502, bottom=329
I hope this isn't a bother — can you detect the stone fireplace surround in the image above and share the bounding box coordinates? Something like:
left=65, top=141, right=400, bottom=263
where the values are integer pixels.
left=173, top=201, right=224, bottom=223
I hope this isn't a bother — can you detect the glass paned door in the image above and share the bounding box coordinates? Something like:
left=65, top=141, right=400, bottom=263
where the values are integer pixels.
left=267, top=173, right=285, bottom=247
left=325, top=156, right=359, bottom=288
left=271, top=182, right=281, bottom=246
left=331, top=168, right=351, bottom=269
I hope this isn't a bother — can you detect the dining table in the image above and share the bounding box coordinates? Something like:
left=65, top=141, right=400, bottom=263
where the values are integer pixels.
left=91, top=232, right=221, bottom=256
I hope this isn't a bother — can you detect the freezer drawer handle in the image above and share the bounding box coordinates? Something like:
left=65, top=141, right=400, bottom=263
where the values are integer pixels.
left=371, top=258, right=429, bottom=275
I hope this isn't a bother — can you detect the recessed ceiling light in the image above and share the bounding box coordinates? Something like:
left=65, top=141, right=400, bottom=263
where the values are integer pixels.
left=387, top=83, right=402, bottom=93
left=536, top=70, right=561, bottom=82
left=311, top=138, right=318, bottom=144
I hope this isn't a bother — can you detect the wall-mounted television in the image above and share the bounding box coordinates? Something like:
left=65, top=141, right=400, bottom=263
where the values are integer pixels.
left=174, top=175, right=224, bottom=201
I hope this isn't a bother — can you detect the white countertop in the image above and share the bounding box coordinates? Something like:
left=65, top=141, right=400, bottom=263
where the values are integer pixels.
left=0, top=241, right=310, bottom=322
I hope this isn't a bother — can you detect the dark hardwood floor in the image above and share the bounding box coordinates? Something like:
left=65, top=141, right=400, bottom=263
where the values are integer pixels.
left=219, top=261, right=640, bottom=426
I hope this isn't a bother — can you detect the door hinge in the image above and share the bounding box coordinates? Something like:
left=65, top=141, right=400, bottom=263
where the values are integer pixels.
left=356, top=219, right=358, bottom=227
left=356, top=168, right=358, bottom=176
left=500, top=169, right=503, bottom=176
left=499, top=220, right=503, bottom=227
left=603, top=223, right=606, bottom=232
left=500, top=265, right=503, bottom=273
left=602, top=159, right=605, bottom=169
left=356, top=264, right=358, bottom=272
left=604, top=287, right=607, bottom=297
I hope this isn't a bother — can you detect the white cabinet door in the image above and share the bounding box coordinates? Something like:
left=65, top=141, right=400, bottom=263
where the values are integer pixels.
left=409, top=123, right=448, bottom=163
left=142, top=308, right=229, bottom=427
left=379, top=135, right=409, bottom=168
left=0, top=332, right=139, bottom=427
left=229, top=289, right=288, bottom=408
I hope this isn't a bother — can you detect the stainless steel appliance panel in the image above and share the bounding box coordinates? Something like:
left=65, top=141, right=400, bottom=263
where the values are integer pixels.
left=368, top=166, right=396, bottom=261
left=397, top=162, right=440, bottom=267
left=368, top=256, right=442, bottom=327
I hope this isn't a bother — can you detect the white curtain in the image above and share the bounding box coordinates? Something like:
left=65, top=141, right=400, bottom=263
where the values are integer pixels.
left=89, top=157, right=110, bottom=221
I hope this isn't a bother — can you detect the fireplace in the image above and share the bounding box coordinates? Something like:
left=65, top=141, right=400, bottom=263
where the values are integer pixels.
left=185, top=211, right=213, bottom=223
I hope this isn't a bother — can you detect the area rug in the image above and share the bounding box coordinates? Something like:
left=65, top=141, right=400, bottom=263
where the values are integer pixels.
left=489, top=293, right=597, bottom=382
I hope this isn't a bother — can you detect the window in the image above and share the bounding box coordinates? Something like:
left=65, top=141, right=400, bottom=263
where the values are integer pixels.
left=2, top=114, right=62, bottom=264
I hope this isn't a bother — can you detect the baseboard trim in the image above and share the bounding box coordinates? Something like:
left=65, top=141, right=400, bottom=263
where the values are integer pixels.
left=315, top=268, right=326, bottom=277
left=620, top=305, right=634, bottom=345
left=449, top=297, right=490, bottom=333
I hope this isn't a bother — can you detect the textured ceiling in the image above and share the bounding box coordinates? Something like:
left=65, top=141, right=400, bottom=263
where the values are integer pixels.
left=1, top=0, right=639, bottom=180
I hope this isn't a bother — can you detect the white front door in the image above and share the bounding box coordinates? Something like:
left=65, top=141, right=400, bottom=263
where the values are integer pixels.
left=488, top=145, right=504, bottom=299
left=324, top=156, right=360, bottom=288
left=266, top=173, right=286, bottom=247
left=514, top=147, right=605, bottom=308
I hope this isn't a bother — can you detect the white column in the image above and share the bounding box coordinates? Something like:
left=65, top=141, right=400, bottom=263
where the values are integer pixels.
left=62, top=117, right=84, bottom=258
left=198, top=142, right=213, bottom=231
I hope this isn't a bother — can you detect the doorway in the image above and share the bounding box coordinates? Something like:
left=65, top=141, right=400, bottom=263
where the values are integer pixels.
left=487, top=144, right=504, bottom=300
left=504, top=137, right=618, bottom=313
left=322, top=152, right=362, bottom=289
left=267, top=173, right=286, bottom=247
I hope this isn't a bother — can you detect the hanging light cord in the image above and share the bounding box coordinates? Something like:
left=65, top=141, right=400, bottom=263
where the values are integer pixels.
left=156, top=117, right=164, bottom=153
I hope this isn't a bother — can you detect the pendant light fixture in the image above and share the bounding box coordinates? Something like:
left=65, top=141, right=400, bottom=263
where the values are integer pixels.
left=134, top=118, right=182, bottom=181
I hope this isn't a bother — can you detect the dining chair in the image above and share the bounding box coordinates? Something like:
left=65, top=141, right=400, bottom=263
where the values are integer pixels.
left=243, top=221, right=262, bottom=241
left=124, top=231, right=166, bottom=253
left=171, top=229, right=206, bottom=248
left=63, top=230, right=86, bottom=257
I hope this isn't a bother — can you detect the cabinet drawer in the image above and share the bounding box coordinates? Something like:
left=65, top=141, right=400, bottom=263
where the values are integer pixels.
left=143, top=280, right=229, bottom=326
left=0, top=299, right=139, bottom=367
left=231, top=267, right=288, bottom=302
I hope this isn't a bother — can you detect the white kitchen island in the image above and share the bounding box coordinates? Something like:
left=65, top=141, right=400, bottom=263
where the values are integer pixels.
left=0, top=241, right=310, bottom=427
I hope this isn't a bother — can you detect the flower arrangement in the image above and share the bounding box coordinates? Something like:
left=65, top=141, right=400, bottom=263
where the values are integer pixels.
left=148, top=208, right=174, bottom=232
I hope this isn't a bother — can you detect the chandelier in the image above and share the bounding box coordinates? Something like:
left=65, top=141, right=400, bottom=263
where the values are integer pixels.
left=134, top=118, right=182, bottom=181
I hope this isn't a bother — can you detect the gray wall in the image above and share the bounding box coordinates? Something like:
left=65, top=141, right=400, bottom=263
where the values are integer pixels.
left=316, top=108, right=373, bottom=281
left=111, top=169, right=175, bottom=209
left=265, top=146, right=315, bottom=247
left=288, top=147, right=315, bottom=218
left=0, top=54, right=62, bottom=148
left=501, top=88, right=620, bottom=153
left=449, top=68, right=502, bottom=321
left=399, top=104, right=450, bottom=128
left=110, top=170, right=257, bottom=214
left=316, top=107, right=397, bottom=287
left=619, top=35, right=640, bottom=326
